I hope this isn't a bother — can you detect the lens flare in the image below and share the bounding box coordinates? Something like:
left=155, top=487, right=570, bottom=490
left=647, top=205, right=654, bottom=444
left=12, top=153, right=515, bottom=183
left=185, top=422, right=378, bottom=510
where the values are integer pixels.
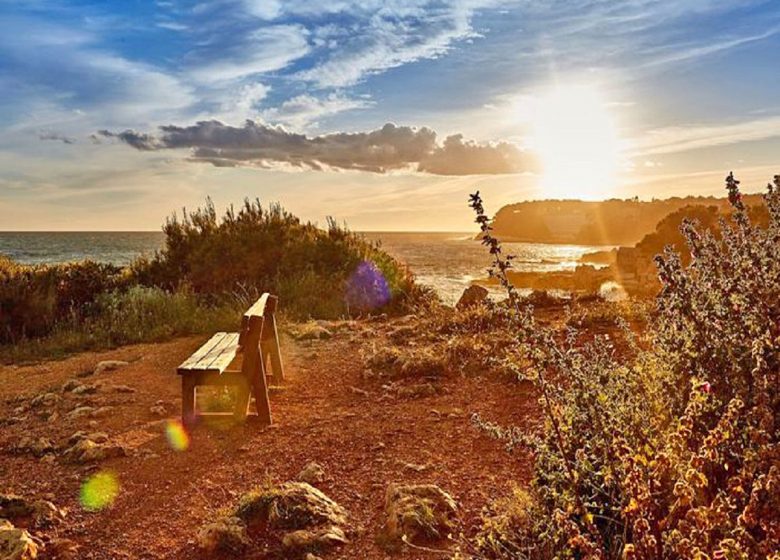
left=80, top=471, right=120, bottom=512
left=345, top=260, right=391, bottom=313
left=165, top=419, right=190, bottom=451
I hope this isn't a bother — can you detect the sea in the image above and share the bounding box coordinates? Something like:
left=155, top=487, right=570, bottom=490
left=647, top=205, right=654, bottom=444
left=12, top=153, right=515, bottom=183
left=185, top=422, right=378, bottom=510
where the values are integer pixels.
left=0, top=231, right=610, bottom=305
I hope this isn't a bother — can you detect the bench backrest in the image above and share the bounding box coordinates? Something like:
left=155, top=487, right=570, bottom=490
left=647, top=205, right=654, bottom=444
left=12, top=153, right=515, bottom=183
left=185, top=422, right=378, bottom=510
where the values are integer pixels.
left=238, top=293, right=278, bottom=349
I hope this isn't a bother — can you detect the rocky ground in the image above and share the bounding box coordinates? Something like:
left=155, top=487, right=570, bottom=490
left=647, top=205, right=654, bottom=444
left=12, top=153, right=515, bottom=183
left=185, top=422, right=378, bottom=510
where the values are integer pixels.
left=0, top=317, right=536, bottom=559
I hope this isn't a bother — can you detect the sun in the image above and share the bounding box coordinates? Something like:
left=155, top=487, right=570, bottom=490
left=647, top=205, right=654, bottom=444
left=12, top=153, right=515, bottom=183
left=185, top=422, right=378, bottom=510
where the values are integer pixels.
left=529, top=84, right=623, bottom=200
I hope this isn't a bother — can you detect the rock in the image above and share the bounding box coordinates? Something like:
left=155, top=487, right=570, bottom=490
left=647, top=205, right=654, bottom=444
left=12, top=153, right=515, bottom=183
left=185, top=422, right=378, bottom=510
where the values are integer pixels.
left=290, top=322, right=333, bottom=341
left=282, top=525, right=348, bottom=554
left=67, top=431, right=108, bottom=446
left=66, top=406, right=95, bottom=420
left=0, top=519, right=38, bottom=560
left=0, top=496, right=34, bottom=520
left=456, top=284, right=489, bottom=309
left=30, top=499, right=65, bottom=528
left=90, top=406, right=114, bottom=418
left=384, top=484, right=458, bottom=543
left=45, top=538, right=79, bottom=559
left=60, top=380, right=82, bottom=393
left=396, top=383, right=437, bottom=399
left=71, top=384, right=98, bottom=395
left=400, top=462, right=430, bottom=473
left=39, top=454, right=56, bottom=465
left=62, top=438, right=126, bottom=464
left=150, top=400, right=173, bottom=417
left=297, top=462, right=326, bottom=486
left=110, top=385, right=136, bottom=394
left=196, top=516, right=249, bottom=553
left=348, top=386, right=369, bottom=397
left=93, top=360, right=129, bottom=375
left=0, top=493, right=65, bottom=528
left=29, top=392, right=59, bottom=408
left=236, top=482, right=346, bottom=530
left=14, top=438, right=55, bottom=458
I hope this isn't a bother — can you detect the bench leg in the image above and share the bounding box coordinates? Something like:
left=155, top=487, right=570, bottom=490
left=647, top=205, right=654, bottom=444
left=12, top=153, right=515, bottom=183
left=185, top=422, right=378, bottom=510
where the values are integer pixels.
left=251, top=361, right=272, bottom=426
left=233, top=379, right=251, bottom=421
left=182, top=375, right=197, bottom=426
left=264, top=317, right=285, bottom=384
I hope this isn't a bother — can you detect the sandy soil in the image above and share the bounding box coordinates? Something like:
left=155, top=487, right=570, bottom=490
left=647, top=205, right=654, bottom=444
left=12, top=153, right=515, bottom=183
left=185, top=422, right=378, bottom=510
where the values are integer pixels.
left=0, top=320, right=536, bottom=559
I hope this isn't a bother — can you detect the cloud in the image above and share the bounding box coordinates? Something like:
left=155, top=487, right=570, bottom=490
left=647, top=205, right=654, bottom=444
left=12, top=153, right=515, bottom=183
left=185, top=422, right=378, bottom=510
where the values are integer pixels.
left=99, top=121, right=530, bottom=175
left=632, top=115, right=780, bottom=156
left=260, top=93, right=373, bottom=129
left=294, top=2, right=491, bottom=87
left=419, top=134, right=526, bottom=175
left=38, top=131, right=76, bottom=144
left=187, top=24, right=310, bottom=83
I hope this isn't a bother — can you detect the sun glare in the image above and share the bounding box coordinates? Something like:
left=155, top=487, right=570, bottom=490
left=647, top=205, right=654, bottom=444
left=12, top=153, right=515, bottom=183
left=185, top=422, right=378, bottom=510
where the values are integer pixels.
left=530, top=84, right=623, bottom=200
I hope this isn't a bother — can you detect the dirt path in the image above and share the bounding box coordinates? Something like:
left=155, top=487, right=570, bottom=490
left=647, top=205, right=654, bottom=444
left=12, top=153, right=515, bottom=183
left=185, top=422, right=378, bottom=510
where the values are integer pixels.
left=0, top=321, right=535, bottom=559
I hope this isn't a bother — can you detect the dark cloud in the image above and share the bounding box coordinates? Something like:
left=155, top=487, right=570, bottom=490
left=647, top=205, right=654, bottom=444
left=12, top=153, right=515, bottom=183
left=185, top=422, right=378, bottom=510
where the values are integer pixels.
left=38, top=131, right=76, bottom=144
left=99, top=121, right=530, bottom=175
left=96, top=129, right=159, bottom=150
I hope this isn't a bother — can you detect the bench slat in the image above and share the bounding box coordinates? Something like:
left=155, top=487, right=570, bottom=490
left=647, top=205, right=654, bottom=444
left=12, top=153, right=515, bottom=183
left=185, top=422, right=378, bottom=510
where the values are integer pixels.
left=244, top=293, right=277, bottom=319
left=203, top=333, right=240, bottom=372
left=244, top=293, right=269, bottom=318
left=178, top=332, right=226, bottom=371
left=178, top=332, right=239, bottom=374
left=192, top=332, right=233, bottom=370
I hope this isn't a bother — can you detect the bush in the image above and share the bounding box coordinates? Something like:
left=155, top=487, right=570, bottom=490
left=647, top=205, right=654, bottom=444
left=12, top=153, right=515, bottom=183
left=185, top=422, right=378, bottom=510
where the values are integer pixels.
left=132, top=199, right=429, bottom=319
left=0, top=257, right=126, bottom=344
left=1, top=287, right=242, bottom=363
left=469, top=174, right=779, bottom=559
left=1, top=199, right=432, bottom=361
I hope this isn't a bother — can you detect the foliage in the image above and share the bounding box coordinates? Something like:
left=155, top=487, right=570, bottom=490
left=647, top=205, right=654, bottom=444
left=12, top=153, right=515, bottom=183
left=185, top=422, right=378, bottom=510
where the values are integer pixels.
left=1, top=286, right=241, bottom=363
left=1, top=199, right=430, bottom=361
left=469, top=173, right=779, bottom=559
left=0, top=257, right=127, bottom=344
left=132, top=198, right=428, bottom=319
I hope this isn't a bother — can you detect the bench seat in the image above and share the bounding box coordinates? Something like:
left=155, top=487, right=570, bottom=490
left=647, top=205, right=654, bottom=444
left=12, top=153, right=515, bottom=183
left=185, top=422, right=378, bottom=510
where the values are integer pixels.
left=177, top=332, right=241, bottom=375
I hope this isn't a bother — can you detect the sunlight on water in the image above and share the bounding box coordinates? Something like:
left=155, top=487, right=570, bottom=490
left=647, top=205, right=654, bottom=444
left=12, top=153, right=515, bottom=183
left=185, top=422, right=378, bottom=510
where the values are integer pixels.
left=80, top=471, right=120, bottom=511
left=165, top=419, right=190, bottom=451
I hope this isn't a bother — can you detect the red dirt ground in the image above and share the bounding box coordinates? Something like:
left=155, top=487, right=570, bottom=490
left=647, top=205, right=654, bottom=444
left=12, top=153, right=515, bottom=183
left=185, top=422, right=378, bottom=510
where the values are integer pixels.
left=0, top=321, right=536, bottom=559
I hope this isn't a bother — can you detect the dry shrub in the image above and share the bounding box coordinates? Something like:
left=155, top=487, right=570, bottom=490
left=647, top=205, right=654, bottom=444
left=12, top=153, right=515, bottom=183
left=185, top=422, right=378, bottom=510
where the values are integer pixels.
left=469, top=174, right=780, bottom=559
left=364, top=345, right=447, bottom=379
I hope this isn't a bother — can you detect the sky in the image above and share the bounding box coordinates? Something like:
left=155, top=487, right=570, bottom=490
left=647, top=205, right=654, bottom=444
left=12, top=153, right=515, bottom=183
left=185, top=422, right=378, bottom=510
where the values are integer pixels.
left=1, top=0, right=779, bottom=231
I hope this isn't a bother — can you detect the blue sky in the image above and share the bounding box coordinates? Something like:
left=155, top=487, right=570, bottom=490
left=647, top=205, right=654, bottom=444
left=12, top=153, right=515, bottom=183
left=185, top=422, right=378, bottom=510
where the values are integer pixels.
left=1, top=0, right=779, bottom=230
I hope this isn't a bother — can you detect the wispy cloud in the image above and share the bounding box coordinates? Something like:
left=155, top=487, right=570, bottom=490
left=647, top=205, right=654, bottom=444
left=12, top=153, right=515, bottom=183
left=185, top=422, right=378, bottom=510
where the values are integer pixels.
left=186, top=24, right=310, bottom=84
left=294, top=2, right=492, bottom=88
left=260, top=93, right=373, bottom=129
left=632, top=115, right=780, bottom=156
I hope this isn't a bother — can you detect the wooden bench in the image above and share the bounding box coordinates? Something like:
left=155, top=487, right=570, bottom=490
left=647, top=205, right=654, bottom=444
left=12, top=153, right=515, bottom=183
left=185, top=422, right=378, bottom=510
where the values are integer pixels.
left=177, top=293, right=284, bottom=426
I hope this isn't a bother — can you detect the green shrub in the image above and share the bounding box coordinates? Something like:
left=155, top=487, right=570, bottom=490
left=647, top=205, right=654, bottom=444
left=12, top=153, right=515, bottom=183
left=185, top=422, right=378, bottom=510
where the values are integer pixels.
left=1, top=287, right=241, bottom=363
left=468, top=174, right=779, bottom=559
left=0, top=257, right=126, bottom=344
left=132, top=199, right=429, bottom=319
